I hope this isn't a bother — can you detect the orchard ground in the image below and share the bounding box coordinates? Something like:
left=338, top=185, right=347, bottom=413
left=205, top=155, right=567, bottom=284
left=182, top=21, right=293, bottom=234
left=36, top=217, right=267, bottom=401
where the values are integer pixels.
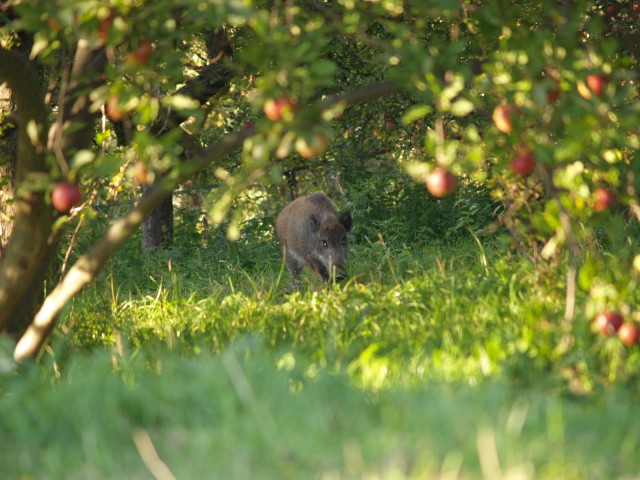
left=1, top=194, right=640, bottom=479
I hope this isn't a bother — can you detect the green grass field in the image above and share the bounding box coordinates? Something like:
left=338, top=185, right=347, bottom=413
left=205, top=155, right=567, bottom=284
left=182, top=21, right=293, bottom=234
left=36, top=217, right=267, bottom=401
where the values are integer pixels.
left=2, top=229, right=640, bottom=479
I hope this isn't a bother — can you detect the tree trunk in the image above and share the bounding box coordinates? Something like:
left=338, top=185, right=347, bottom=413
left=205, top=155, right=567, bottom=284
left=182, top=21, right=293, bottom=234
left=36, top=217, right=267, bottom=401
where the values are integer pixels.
left=142, top=192, right=174, bottom=250
left=0, top=82, right=16, bottom=256
left=0, top=41, right=107, bottom=334
left=139, top=29, right=233, bottom=250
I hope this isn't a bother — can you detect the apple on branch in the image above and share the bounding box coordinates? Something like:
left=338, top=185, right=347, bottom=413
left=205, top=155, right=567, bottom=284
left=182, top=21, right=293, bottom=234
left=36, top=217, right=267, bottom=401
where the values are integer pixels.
left=577, top=74, right=608, bottom=100
left=106, top=94, right=127, bottom=121
left=619, top=323, right=639, bottom=346
left=547, top=87, right=561, bottom=104
left=492, top=103, right=520, bottom=133
left=510, top=148, right=536, bottom=177
left=425, top=168, right=457, bottom=198
left=593, top=187, right=617, bottom=212
left=593, top=311, right=623, bottom=336
left=51, top=181, right=82, bottom=213
left=128, top=39, right=154, bottom=66
left=295, top=133, right=329, bottom=159
left=263, top=95, right=298, bottom=122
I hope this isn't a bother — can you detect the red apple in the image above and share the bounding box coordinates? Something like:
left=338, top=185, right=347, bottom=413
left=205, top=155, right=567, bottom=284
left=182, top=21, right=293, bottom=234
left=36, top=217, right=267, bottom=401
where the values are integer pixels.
left=618, top=323, right=639, bottom=346
left=578, top=74, right=608, bottom=99
left=263, top=96, right=298, bottom=121
left=47, top=17, right=63, bottom=33
left=51, top=181, right=82, bottom=213
left=492, top=103, right=520, bottom=133
left=547, top=87, right=561, bottom=104
left=594, top=187, right=617, bottom=212
left=97, top=11, right=118, bottom=43
left=425, top=168, right=457, bottom=198
left=510, top=148, right=536, bottom=177
left=586, top=74, right=608, bottom=97
left=296, top=133, right=329, bottom=159
left=128, top=39, right=154, bottom=66
left=133, top=160, right=149, bottom=184
left=385, top=121, right=397, bottom=131
left=593, top=311, right=624, bottom=336
left=106, top=95, right=126, bottom=121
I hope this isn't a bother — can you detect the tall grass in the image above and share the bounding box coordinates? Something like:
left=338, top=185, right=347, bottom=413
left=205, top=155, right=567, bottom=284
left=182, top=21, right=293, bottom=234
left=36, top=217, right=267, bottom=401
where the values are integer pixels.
left=58, top=232, right=625, bottom=394
left=3, top=201, right=640, bottom=479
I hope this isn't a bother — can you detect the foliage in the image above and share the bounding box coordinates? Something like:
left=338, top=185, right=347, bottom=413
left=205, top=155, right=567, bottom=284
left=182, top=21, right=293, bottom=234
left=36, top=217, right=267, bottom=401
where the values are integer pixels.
left=1, top=0, right=639, bottom=355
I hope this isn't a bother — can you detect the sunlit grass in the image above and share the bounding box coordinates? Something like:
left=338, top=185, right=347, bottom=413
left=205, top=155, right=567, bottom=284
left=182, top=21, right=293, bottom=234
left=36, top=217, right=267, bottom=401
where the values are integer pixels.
left=4, top=233, right=640, bottom=478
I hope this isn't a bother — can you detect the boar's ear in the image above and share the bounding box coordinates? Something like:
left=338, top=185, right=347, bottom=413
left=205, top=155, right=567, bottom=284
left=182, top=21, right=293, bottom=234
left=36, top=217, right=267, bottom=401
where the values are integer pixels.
left=339, top=211, right=352, bottom=232
left=309, top=213, right=321, bottom=232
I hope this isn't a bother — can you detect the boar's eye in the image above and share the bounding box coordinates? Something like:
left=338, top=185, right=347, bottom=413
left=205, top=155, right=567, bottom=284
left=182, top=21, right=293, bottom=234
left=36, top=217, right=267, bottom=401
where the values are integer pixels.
left=322, top=240, right=329, bottom=248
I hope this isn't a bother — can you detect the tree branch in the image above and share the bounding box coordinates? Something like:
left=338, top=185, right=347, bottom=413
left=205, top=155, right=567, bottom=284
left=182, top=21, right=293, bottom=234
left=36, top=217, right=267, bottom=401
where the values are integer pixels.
left=13, top=79, right=402, bottom=361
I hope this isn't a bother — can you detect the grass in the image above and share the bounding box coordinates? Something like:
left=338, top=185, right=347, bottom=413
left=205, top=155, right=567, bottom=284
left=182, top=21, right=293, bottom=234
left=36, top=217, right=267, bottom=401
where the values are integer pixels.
left=2, top=227, right=640, bottom=479
left=2, top=343, right=640, bottom=479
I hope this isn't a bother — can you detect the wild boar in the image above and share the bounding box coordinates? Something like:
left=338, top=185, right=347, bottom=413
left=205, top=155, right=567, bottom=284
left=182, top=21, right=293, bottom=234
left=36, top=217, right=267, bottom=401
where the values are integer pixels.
left=276, top=192, right=352, bottom=288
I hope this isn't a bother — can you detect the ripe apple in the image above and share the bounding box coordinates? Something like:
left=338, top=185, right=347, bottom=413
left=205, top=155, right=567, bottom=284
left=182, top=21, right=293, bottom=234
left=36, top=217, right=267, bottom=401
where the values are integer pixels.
left=510, top=148, right=536, bottom=177
left=97, top=11, right=117, bottom=43
left=132, top=160, right=149, bottom=184
left=128, top=39, right=154, bottom=66
left=492, top=103, right=520, bottom=133
left=593, top=311, right=623, bottom=336
left=295, top=133, right=329, bottom=158
left=106, top=95, right=126, bottom=121
left=51, top=181, right=82, bottom=213
left=547, top=87, right=561, bottom=104
left=425, top=168, right=457, bottom=198
left=578, top=74, right=608, bottom=99
left=263, top=96, right=298, bottom=121
left=618, top=323, right=639, bottom=346
left=593, top=187, right=617, bottom=212
left=385, top=121, right=397, bottom=131
left=586, top=74, right=608, bottom=97
left=47, top=17, right=63, bottom=33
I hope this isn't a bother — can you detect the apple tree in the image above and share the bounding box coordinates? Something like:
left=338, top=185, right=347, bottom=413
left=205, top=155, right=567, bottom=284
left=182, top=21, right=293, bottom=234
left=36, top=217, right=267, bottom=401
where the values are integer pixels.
left=0, top=0, right=638, bottom=363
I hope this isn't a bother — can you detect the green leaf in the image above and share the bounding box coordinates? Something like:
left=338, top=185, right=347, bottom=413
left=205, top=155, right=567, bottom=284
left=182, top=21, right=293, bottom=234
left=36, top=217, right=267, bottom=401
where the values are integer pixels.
left=309, top=60, right=337, bottom=78
left=402, top=105, right=433, bottom=125
left=450, top=98, right=475, bottom=116
left=162, top=95, right=200, bottom=111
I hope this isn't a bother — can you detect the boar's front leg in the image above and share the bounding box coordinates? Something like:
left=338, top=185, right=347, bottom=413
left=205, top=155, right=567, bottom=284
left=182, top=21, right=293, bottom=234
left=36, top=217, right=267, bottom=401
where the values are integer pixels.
left=284, top=249, right=304, bottom=289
